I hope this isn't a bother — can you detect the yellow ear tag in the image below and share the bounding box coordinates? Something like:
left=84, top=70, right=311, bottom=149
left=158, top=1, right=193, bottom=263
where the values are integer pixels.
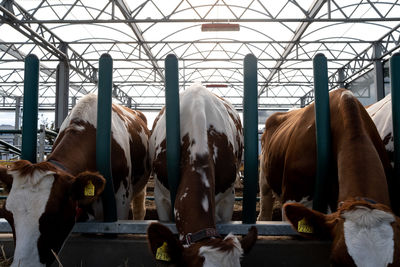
left=156, top=242, right=171, bottom=262
left=84, top=180, right=95, bottom=197
left=298, top=217, right=314, bottom=233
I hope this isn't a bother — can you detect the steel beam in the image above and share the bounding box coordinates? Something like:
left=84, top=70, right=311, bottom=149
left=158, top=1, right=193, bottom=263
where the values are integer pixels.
left=55, top=43, right=69, bottom=130
left=114, top=0, right=165, bottom=81
left=259, top=0, right=327, bottom=97
left=373, top=43, right=385, bottom=101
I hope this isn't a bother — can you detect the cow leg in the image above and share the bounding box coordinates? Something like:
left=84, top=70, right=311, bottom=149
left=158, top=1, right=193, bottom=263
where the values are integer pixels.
left=215, top=185, right=235, bottom=222
left=154, top=176, right=173, bottom=221
left=258, top=170, right=273, bottom=221
left=131, top=186, right=146, bottom=220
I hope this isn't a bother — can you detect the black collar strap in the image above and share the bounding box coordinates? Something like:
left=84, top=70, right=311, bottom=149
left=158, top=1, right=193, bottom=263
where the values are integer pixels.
left=355, top=197, right=377, bottom=204
left=184, top=228, right=220, bottom=245
left=48, top=159, right=70, bottom=174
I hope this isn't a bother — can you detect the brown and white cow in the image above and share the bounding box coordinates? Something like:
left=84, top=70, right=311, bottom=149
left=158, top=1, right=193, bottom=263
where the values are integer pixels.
left=0, top=94, right=150, bottom=267
left=367, top=93, right=393, bottom=165
left=147, top=83, right=257, bottom=266
left=258, top=88, right=400, bottom=266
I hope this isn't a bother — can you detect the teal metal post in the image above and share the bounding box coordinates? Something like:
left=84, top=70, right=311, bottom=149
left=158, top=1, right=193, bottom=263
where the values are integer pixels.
left=96, top=54, right=117, bottom=222
left=21, top=54, right=39, bottom=163
left=312, top=53, right=331, bottom=213
left=165, top=54, right=181, bottom=220
left=390, top=53, right=400, bottom=185
left=243, top=54, right=258, bottom=224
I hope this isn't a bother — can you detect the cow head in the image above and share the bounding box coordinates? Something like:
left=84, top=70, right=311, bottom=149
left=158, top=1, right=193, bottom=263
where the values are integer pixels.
left=0, top=160, right=106, bottom=267
left=284, top=199, right=400, bottom=267
left=147, top=222, right=257, bottom=267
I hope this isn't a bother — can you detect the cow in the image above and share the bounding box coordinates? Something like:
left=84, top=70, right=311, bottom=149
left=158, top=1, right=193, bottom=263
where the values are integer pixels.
left=366, top=93, right=393, bottom=165
left=147, top=83, right=257, bottom=266
left=258, top=88, right=400, bottom=266
left=0, top=94, right=150, bottom=267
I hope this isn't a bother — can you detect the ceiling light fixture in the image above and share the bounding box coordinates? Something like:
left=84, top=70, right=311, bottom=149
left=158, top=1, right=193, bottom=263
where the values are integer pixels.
left=201, top=23, right=240, bottom=32
left=205, top=84, right=228, bottom=88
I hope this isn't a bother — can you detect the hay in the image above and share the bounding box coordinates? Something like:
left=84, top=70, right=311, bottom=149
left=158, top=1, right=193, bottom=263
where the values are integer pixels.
left=0, top=245, right=12, bottom=267
left=51, top=249, right=64, bottom=267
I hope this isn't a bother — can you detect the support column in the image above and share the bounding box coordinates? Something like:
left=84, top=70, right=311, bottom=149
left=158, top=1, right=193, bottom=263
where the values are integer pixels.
left=373, top=43, right=385, bottom=101
left=14, top=96, right=21, bottom=146
left=55, top=43, right=69, bottom=130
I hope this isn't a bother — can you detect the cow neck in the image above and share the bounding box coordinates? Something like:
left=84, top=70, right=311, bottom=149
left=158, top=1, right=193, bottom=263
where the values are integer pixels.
left=182, top=228, right=220, bottom=246
left=48, top=124, right=97, bottom=176
left=174, top=163, right=217, bottom=238
left=330, top=91, right=391, bottom=206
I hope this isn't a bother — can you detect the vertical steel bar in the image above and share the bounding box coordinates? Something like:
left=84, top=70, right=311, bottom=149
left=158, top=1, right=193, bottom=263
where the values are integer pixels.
left=97, top=54, right=117, bottom=222
left=243, top=54, right=258, bottom=224
left=391, top=53, right=400, bottom=189
left=21, top=54, right=39, bottom=163
left=165, top=54, right=181, bottom=220
left=312, top=53, right=331, bottom=213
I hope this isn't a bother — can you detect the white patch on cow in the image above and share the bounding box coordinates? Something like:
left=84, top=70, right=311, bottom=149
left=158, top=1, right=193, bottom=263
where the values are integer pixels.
left=367, top=94, right=393, bottom=158
left=72, top=124, right=85, bottom=132
left=213, top=144, right=218, bottom=162
left=58, top=94, right=98, bottom=133
left=151, top=83, right=241, bottom=164
left=202, top=195, right=209, bottom=212
left=179, top=188, right=189, bottom=201
left=197, top=168, right=210, bottom=188
left=149, top=111, right=166, bottom=161
left=154, top=175, right=172, bottom=221
left=283, top=196, right=313, bottom=220
left=199, top=233, right=243, bottom=267
left=341, top=90, right=354, bottom=99
left=180, top=84, right=241, bottom=163
left=174, top=208, right=181, bottom=222
left=111, top=108, right=132, bottom=173
left=215, top=185, right=235, bottom=222
left=343, top=206, right=395, bottom=267
left=6, top=170, right=55, bottom=267
left=57, top=94, right=135, bottom=179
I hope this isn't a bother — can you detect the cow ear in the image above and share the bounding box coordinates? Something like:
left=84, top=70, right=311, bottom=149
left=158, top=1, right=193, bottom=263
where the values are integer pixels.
left=240, top=226, right=258, bottom=254
left=283, top=203, right=335, bottom=240
left=0, top=165, right=13, bottom=191
left=147, top=222, right=183, bottom=264
left=70, top=171, right=106, bottom=205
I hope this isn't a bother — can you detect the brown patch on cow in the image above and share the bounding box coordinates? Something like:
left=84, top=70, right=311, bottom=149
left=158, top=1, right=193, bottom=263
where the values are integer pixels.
left=152, top=107, right=165, bottom=132
left=152, top=139, right=168, bottom=189
left=383, top=132, right=392, bottom=146
left=37, top=169, right=106, bottom=264
left=0, top=165, right=13, bottom=190
left=113, top=104, right=150, bottom=195
left=10, top=160, right=59, bottom=176
left=37, top=172, right=76, bottom=264
left=240, top=226, right=258, bottom=254
left=48, top=122, right=97, bottom=175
